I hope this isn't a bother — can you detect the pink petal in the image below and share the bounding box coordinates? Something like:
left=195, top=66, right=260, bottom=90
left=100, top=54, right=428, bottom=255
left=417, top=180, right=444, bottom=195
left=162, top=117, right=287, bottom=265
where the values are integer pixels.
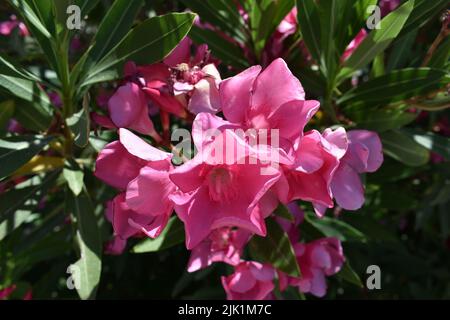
left=347, top=130, right=383, bottom=173
left=188, top=78, right=221, bottom=114
left=126, top=166, right=175, bottom=216
left=94, top=141, right=147, bottom=189
left=119, top=128, right=172, bottom=162
left=163, top=36, right=192, bottom=67
left=330, top=163, right=365, bottom=210
left=220, top=65, right=262, bottom=123
left=187, top=241, right=213, bottom=272
left=252, top=58, right=305, bottom=112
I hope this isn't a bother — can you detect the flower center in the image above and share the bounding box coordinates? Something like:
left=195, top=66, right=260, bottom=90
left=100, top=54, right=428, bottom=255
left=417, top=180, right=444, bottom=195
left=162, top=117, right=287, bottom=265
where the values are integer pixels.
left=210, top=227, right=232, bottom=251
left=206, top=166, right=238, bottom=202
left=248, top=114, right=270, bottom=130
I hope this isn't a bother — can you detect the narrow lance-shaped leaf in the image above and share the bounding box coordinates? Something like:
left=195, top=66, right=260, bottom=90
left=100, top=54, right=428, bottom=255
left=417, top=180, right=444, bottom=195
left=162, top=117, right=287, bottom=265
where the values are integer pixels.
left=345, top=107, right=417, bottom=132
left=63, top=159, right=84, bottom=196
left=0, top=100, right=15, bottom=129
left=69, top=190, right=102, bottom=300
left=13, top=100, right=53, bottom=132
left=338, top=261, right=363, bottom=288
left=250, top=0, right=295, bottom=59
left=338, top=0, right=415, bottom=82
left=12, top=155, right=64, bottom=178
left=297, top=0, right=321, bottom=62
left=381, top=129, right=430, bottom=166
left=338, top=68, right=447, bottom=108
left=0, top=53, right=43, bottom=82
left=180, top=0, right=247, bottom=42
left=248, top=218, right=301, bottom=277
left=0, top=74, right=52, bottom=114
left=83, top=12, right=196, bottom=87
left=67, top=94, right=90, bottom=147
left=73, top=0, right=143, bottom=85
left=397, top=0, right=449, bottom=38
left=305, top=215, right=367, bottom=242
left=189, top=26, right=250, bottom=70
left=0, top=135, right=55, bottom=180
left=0, top=171, right=59, bottom=224
left=9, top=0, right=61, bottom=76
left=403, top=129, right=450, bottom=161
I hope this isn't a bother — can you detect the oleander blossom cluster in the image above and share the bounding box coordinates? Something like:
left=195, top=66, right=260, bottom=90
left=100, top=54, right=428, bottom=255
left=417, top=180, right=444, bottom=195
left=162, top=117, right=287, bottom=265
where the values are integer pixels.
left=94, top=46, right=383, bottom=298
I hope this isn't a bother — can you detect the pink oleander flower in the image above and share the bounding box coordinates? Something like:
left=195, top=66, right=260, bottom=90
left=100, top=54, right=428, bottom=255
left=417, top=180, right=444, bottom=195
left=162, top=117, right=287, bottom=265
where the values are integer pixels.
left=48, top=91, right=62, bottom=108
left=341, top=29, right=367, bottom=62
left=379, top=0, right=401, bottom=17
left=108, top=192, right=172, bottom=240
left=275, top=128, right=348, bottom=217
left=103, top=203, right=127, bottom=255
left=0, top=15, right=29, bottom=37
left=279, top=237, right=344, bottom=297
left=0, top=285, right=16, bottom=299
left=221, top=261, right=275, bottom=300
left=107, top=82, right=161, bottom=141
left=6, top=119, right=25, bottom=134
left=220, top=58, right=319, bottom=150
left=128, top=36, right=221, bottom=116
left=329, top=130, right=383, bottom=211
left=187, top=227, right=251, bottom=272
left=169, top=129, right=280, bottom=249
left=0, top=284, right=32, bottom=300
left=95, top=128, right=176, bottom=240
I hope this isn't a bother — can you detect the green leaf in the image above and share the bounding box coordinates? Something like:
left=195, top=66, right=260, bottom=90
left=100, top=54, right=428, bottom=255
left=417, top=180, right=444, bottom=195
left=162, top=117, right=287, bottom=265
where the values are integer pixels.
left=273, top=204, right=294, bottom=222
left=63, top=160, right=84, bottom=196
left=249, top=0, right=295, bottom=58
left=27, top=0, right=56, bottom=35
left=67, top=94, right=90, bottom=147
left=338, top=0, right=415, bottom=81
left=409, top=92, right=450, bottom=111
left=0, top=210, right=33, bottom=241
left=13, top=100, right=53, bottom=132
left=132, top=216, right=185, bottom=253
left=305, top=215, right=367, bottom=242
left=0, top=135, right=55, bottom=180
left=189, top=26, right=249, bottom=70
left=74, top=0, right=143, bottom=85
left=338, top=68, right=447, bottom=108
left=0, top=53, right=42, bottom=82
left=317, top=0, right=348, bottom=77
left=9, top=0, right=52, bottom=38
left=83, top=12, right=196, bottom=87
left=427, top=36, right=450, bottom=69
left=13, top=226, right=71, bottom=279
left=0, top=74, right=52, bottom=114
left=180, top=0, right=247, bottom=42
left=0, top=172, right=58, bottom=224
left=397, top=0, right=449, bottom=38
left=0, top=100, right=15, bottom=129
left=381, top=129, right=430, bottom=166
left=249, top=218, right=301, bottom=277
left=386, top=30, right=417, bottom=72
left=345, top=107, right=417, bottom=132
left=404, top=129, right=450, bottom=161
left=297, top=0, right=321, bottom=62
left=9, top=0, right=60, bottom=74
left=76, top=0, right=100, bottom=17
left=69, top=190, right=102, bottom=300
left=338, top=261, right=363, bottom=288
